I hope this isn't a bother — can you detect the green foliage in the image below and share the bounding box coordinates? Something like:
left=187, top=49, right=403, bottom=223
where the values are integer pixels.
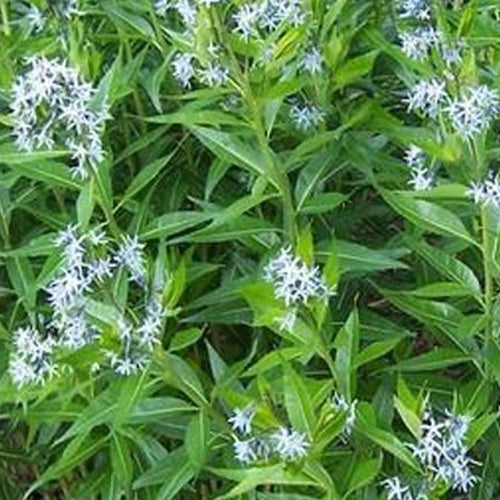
left=0, top=0, right=499, bottom=498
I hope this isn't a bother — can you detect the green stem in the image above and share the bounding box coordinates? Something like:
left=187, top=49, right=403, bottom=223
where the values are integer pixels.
left=94, top=171, right=119, bottom=237
left=481, top=206, right=494, bottom=352
left=251, top=98, right=296, bottom=243
left=0, top=1, right=9, bottom=36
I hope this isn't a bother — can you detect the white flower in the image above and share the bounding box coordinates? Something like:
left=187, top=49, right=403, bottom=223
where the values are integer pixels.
left=228, top=406, right=255, bottom=435
left=10, top=57, right=108, bottom=179
left=399, top=27, right=437, bottom=60
left=439, top=39, right=464, bottom=67
left=154, top=0, right=171, bottom=16
left=88, top=257, right=115, bottom=282
left=137, top=298, right=165, bottom=349
left=87, top=228, right=109, bottom=247
left=264, top=247, right=331, bottom=306
left=271, top=426, right=309, bottom=461
left=9, top=327, right=58, bottom=387
left=172, top=52, right=196, bottom=88
left=404, top=145, right=425, bottom=168
left=26, top=6, right=45, bottom=32
left=466, top=181, right=487, bottom=205
left=381, top=477, right=411, bottom=500
left=175, top=0, right=197, bottom=29
left=289, top=102, right=324, bottom=131
left=260, top=0, right=305, bottom=31
left=46, top=268, right=89, bottom=313
left=199, top=0, right=222, bottom=5
left=58, top=312, right=97, bottom=350
left=445, top=85, right=499, bottom=138
left=405, top=79, right=448, bottom=118
left=114, top=235, right=146, bottom=286
left=232, top=3, right=261, bottom=41
left=409, top=407, right=478, bottom=493
left=398, top=0, right=431, bottom=21
left=279, top=308, right=297, bottom=332
left=61, top=0, right=80, bottom=18
left=197, top=63, right=229, bottom=87
left=108, top=352, right=148, bottom=376
left=408, top=166, right=433, bottom=191
left=298, top=47, right=323, bottom=75
left=233, top=438, right=257, bottom=463
left=332, top=393, right=357, bottom=437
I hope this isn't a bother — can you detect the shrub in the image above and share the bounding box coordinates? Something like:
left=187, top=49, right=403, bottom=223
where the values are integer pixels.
left=0, top=0, right=499, bottom=498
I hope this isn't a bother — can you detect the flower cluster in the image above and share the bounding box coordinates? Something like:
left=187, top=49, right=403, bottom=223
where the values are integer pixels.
left=106, top=294, right=165, bottom=376
left=446, top=85, right=499, bottom=138
left=466, top=172, right=500, bottom=208
left=47, top=225, right=106, bottom=350
left=381, top=476, right=428, bottom=500
left=398, top=0, right=431, bottom=21
left=409, top=408, right=478, bottom=493
left=155, top=0, right=324, bottom=131
left=399, top=27, right=438, bottom=61
left=332, top=392, right=357, bottom=438
left=22, top=1, right=80, bottom=34
left=396, top=1, right=462, bottom=66
left=406, top=80, right=499, bottom=138
left=8, top=225, right=166, bottom=387
left=9, top=327, right=58, bottom=387
left=264, top=247, right=332, bottom=307
left=289, top=101, right=325, bottom=131
left=229, top=406, right=310, bottom=464
left=26, top=6, right=45, bottom=33
left=231, top=0, right=306, bottom=41
left=404, top=145, right=433, bottom=191
left=10, top=57, right=109, bottom=179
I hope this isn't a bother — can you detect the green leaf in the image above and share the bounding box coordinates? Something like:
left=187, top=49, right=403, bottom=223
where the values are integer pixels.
left=122, top=152, right=175, bottom=202
left=77, top=180, right=95, bottom=230
left=191, top=126, right=282, bottom=190
left=466, top=413, right=498, bottom=449
left=210, top=465, right=317, bottom=499
left=6, top=256, right=36, bottom=310
left=334, top=309, right=359, bottom=401
left=133, top=447, right=195, bottom=499
left=407, top=282, right=473, bottom=298
left=102, top=2, right=155, bottom=38
left=243, top=347, right=307, bottom=377
left=404, top=236, right=481, bottom=295
left=0, top=145, right=67, bottom=164
left=128, top=397, right=196, bottom=425
left=284, top=363, right=315, bottom=437
left=394, top=396, right=421, bottom=439
left=394, top=348, right=470, bottom=372
left=356, top=406, right=421, bottom=471
left=185, top=410, right=209, bottom=470
left=5, top=160, right=80, bottom=189
left=317, top=240, right=408, bottom=274
left=56, top=392, right=115, bottom=444
left=114, top=371, right=148, bottom=427
left=157, top=352, right=207, bottom=406
left=299, top=193, right=347, bottom=214
left=383, top=191, right=475, bottom=245
left=170, top=327, right=203, bottom=352
left=147, top=110, right=245, bottom=127
left=141, top=212, right=211, bottom=240
left=26, top=435, right=107, bottom=496
left=345, top=456, right=382, bottom=495
left=172, top=215, right=279, bottom=244
left=110, top=432, right=133, bottom=488
left=333, top=51, right=378, bottom=88
left=354, top=338, right=402, bottom=368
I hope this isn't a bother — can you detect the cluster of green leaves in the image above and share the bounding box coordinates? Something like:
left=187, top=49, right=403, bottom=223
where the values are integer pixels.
left=0, top=0, right=499, bottom=498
